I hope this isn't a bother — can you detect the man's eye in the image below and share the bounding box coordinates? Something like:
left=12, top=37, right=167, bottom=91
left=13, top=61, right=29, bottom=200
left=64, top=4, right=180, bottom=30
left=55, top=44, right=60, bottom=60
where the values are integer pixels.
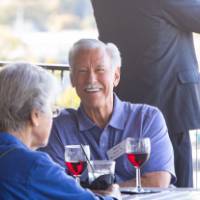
left=79, top=69, right=87, bottom=73
left=96, top=68, right=105, bottom=72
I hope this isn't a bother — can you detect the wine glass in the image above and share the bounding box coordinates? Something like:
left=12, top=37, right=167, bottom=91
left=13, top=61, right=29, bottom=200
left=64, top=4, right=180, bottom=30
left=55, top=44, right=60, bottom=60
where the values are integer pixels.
left=65, top=145, right=90, bottom=183
left=126, top=137, right=151, bottom=193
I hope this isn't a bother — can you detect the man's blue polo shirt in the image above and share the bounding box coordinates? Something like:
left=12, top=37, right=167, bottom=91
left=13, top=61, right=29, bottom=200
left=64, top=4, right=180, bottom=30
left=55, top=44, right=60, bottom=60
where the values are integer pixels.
left=42, top=94, right=176, bottom=184
left=0, top=132, right=114, bottom=200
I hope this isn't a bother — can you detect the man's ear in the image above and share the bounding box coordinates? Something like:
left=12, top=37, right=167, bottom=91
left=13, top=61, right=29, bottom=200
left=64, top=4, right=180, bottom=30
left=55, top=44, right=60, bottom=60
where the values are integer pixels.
left=113, top=67, right=121, bottom=87
left=70, top=70, right=75, bottom=87
left=30, top=109, right=40, bottom=127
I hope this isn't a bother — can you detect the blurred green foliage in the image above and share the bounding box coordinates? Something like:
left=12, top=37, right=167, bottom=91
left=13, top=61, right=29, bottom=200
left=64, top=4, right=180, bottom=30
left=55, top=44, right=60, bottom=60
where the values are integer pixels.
left=0, top=0, right=96, bottom=61
left=57, top=87, right=80, bottom=109
left=0, top=0, right=95, bottom=31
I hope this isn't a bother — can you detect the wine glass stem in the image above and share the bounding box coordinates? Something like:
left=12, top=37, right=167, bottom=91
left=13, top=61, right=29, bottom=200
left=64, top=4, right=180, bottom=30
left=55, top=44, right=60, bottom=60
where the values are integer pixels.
left=136, top=168, right=142, bottom=192
left=74, top=176, right=80, bottom=184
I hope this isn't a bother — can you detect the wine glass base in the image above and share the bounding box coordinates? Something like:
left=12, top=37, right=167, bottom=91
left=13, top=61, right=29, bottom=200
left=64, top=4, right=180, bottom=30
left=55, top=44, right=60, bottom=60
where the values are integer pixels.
left=74, top=176, right=81, bottom=184
left=120, top=187, right=160, bottom=195
left=133, top=187, right=148, bottom=194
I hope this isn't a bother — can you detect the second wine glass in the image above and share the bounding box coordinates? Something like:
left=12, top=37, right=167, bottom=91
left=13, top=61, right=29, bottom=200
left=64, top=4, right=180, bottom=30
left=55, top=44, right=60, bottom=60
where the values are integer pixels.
left=65, top=145, right=90, bottom=183
left=126, top=137, right=151, bottom=193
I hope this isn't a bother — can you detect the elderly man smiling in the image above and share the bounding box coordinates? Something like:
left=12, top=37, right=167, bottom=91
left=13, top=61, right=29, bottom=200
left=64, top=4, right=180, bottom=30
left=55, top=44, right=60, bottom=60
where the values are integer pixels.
left=41, top=39, right=176, bottom=188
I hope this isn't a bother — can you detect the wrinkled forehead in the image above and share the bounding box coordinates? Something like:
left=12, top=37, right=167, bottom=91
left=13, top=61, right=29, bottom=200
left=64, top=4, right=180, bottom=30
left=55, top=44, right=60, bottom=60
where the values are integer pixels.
left=72, top=47, right=111, bottom=68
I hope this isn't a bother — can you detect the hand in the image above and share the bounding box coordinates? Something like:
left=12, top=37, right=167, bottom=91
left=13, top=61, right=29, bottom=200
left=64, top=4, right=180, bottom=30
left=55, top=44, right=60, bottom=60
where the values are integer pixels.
left=92, top=184, right=122, bottom=200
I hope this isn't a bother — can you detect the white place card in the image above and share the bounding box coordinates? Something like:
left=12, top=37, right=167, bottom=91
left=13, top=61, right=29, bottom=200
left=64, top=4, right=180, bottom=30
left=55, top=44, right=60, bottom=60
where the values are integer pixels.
left=107, top=137, right=132, bottom=160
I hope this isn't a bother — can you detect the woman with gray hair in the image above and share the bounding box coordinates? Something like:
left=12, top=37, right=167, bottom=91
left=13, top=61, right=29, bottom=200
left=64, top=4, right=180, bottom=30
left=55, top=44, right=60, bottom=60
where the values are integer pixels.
left=0, top=62, right=121, bottom=200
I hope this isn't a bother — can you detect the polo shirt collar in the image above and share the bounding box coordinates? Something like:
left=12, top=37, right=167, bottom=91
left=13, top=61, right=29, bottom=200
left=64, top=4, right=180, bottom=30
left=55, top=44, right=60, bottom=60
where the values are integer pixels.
left=77, top=106, right=96, bottom=131
left=108, top=93, right=126, bottom=130
left=77, top=93, right=126, bottom=131
left=0, top=131, right=28, bottom=149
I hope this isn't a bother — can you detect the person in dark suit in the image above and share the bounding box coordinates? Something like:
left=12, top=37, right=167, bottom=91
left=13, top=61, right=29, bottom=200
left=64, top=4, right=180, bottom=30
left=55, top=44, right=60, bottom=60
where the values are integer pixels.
left=91, top=0, right=200, bottom=187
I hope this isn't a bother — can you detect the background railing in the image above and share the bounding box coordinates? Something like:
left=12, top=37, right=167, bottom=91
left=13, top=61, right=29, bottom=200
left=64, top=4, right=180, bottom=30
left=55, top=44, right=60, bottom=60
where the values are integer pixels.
left=0, top=61, right=70, bottom=80
left=0, top=61, right=80, bottom=108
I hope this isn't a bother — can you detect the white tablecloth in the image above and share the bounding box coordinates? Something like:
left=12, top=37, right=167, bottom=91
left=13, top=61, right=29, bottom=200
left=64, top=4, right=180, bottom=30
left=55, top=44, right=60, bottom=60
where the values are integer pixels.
left=121, top=187, right=200, bottom=200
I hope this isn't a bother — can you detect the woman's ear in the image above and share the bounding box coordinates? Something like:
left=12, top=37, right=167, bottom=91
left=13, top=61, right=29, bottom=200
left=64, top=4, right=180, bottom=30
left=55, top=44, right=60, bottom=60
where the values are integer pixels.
left=113, top=67, right=121, bottom=87
left=30, top=109, right=40, bottom=127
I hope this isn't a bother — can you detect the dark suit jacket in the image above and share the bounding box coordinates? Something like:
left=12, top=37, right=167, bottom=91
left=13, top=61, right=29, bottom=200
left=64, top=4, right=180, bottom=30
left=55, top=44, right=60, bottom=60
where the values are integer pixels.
left=92, top=0, right=200, bottom=134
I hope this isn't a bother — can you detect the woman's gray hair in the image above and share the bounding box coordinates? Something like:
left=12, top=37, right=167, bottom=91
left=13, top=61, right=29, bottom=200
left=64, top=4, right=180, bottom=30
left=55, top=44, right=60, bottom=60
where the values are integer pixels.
left=0, top=62, right=59, bottom=132
left=68, top=38, right=121, bottom=72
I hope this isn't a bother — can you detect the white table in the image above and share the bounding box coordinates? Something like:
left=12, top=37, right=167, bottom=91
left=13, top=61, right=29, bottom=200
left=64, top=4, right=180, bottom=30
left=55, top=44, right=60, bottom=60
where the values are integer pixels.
left=121, top=187, right=200, bottom=200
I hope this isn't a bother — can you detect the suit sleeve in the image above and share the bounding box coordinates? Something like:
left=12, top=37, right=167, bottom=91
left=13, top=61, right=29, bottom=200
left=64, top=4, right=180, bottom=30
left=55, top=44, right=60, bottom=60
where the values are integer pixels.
left=161, top=0, right=200, bottom=32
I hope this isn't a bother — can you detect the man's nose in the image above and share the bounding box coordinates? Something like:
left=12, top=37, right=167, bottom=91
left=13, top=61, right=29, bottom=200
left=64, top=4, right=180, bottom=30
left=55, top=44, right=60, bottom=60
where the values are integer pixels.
left=88, top=71, right=97, bottom=82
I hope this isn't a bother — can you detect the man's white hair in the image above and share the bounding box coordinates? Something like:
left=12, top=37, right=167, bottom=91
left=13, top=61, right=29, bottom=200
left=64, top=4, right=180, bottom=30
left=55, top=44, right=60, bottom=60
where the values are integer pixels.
left=68, top=38, right=122, bottom=71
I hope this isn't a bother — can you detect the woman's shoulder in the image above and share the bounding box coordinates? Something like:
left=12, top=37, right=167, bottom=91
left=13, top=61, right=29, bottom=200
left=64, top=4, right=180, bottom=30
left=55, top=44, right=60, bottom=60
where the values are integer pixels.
left=14, top=147, right=50, bottom=164
left=17, top=148, right=62, bottom=175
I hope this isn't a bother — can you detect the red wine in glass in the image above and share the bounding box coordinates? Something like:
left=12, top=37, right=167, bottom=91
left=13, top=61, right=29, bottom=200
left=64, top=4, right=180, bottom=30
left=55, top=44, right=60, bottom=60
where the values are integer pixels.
left=126, top=137, right=151, bottom=193
left=65, top=145, right=90, bottom=183
left=65, top=161, right=87, bottom=176
left=127, top=152, right=150, bottom=168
